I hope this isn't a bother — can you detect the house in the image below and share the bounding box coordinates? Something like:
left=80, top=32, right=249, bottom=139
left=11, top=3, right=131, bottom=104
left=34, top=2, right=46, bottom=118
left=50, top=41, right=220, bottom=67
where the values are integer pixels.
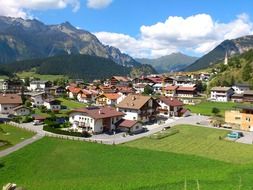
left=243, top=91, right=253, bottom=103
left=231, top=93, right=243, bottom=103
left=96, top=93, right=121, bottom=106
left=30, top=92, right=46, bottom=107
left=66, top=87, right=82, bottom=99
left=0, top=79, right=23, bottom=93
left=144, top=76, right=163, bottom=84
left=176, top=86, right=197, bottom=98
left=43, top=99, right=61, bottom=112
left=225, top=105, right=253, bottom=131
left=77, top=89, right=92, bottom=103
left=210, top=87, right=234, bottom=102
left=12, top=105, right=31, bottom=116
left=110, top=76, right=130, bottom=86
left=0, top=94, right=22, bottom=114
left=133, top=83, right=150, bottom=94
left=157, top=97, right=184, bottom=117
left=117, top=94, right=159, bottom=123
left=232, top=83, right=250, bottom=94
left=153, top=83, right=163, bottom=94
left=115, top=86, right=135, bottom=95
left=164, top=85, right=178, bottom=97
left=28, top=80, right=52, bottom=92
left=116, top=119, right=143, bottom=134
left=174, top=76, right=193, bottom=86
left=69, top=106, right=124, bottom=134
left=46, top=86, right=66, bottom=96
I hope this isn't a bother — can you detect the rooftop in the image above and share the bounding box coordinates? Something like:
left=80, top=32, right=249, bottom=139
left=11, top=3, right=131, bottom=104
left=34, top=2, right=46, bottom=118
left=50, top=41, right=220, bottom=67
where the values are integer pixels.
left=0, top=94, right=22, bottom=104
left=117, top=94, right=152, bottom=110
left=159, top=97, right=183, bottom=107
left=69, top=106, right=124, bottom=119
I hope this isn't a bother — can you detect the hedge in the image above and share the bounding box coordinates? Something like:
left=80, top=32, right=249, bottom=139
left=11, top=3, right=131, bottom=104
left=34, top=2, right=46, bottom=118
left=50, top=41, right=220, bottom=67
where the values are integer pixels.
left=43, top=126, right=91, bottom=137
left=150, top=129, right=179, bottom=139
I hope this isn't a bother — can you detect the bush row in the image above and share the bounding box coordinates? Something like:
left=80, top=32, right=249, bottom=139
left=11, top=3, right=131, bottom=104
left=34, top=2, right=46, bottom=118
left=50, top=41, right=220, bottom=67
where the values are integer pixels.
left=43, top=125, right=91, bottom=138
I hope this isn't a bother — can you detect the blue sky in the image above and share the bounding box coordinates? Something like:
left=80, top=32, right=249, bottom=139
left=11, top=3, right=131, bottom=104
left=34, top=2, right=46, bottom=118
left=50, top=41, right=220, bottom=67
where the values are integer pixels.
left=1, top=0, right=253, bottom=58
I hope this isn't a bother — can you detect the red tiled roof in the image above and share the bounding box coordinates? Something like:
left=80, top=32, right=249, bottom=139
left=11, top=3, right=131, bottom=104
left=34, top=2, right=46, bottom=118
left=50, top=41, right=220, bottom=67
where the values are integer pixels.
left=146, top=77, right=162, bottom=83
left=159, top=97, right=183, bottom=107
left=177, top=86, right=196, bottom=91
left=0, top=94, right=22, bottom=104
left=117, top=119, right=138, bottom=128
left=69, top=107, right=124, bottom=119
left=67, top=87, right=82, bottom=94
left=104, top=93, right=121, bottom=100
left=165, top=86, right=178, bottom=91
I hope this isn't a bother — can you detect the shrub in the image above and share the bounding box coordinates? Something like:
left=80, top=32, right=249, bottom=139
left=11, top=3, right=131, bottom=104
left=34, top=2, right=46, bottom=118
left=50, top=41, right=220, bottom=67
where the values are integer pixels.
left=23, top=116, right=33, bottom=123
left=43, top=125, right=91, bottom=138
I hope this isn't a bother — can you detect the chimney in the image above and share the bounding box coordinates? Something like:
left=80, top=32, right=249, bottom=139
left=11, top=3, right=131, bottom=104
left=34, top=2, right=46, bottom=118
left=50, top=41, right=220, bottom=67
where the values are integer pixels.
left=99, top=109, right=102, bottom=114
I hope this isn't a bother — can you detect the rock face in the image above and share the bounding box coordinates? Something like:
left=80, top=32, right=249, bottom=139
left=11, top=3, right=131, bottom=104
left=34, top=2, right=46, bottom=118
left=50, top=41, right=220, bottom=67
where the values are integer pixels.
left=0, top=16, right=140, bottom=67
left=136, top=52, right=198, bottom=73
left=185, top=35, right=253, bottom=71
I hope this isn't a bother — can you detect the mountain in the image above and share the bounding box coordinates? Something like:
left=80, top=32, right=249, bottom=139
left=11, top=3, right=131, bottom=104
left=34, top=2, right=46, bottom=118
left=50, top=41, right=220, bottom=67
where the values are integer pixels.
left=186, top=35, right=253, bottom=71
left=136, top=52, right=198, bottom=73
left=0, top=16, right=140, bottom=67
left=0, top=54, right=156, bottom=81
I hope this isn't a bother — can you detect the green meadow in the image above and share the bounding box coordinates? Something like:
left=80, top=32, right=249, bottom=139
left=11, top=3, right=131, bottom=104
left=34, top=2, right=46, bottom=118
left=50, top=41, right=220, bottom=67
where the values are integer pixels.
left=1, top=125, right=253, bottom=189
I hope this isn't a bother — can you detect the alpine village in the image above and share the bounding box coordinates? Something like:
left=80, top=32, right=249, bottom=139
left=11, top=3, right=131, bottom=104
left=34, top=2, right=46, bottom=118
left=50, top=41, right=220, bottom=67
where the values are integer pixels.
left=2, top=2, right=253, bottom=190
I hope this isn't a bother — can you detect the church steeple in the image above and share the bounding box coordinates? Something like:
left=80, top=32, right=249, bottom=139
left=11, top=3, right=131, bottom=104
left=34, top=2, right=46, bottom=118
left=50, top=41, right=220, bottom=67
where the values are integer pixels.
left=224, top=51, right=228, bottom=65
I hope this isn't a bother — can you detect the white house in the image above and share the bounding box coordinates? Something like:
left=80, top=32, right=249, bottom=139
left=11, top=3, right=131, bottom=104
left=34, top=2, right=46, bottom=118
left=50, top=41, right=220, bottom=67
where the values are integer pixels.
left=117, top=94, right=159, bottom=123
left=12, top=105, right=31, bottom=116
left=69, top=107, right=124, bottom=134
left=96, top=93, right=121, bottom=106
left=157, top=97, right=184, bottom=117
left=0, top=94, right=22, bottom=114
left=30, top=92, right=45, bottom=107
left=232, top=83, right=250, bottom=94
left=210, top=87, right=234, bottom=102
left=164, top=85, right=178, bottom=97
left=43, top=99, right=61, bottom=112
left=28, top=80, right=51, bottom=91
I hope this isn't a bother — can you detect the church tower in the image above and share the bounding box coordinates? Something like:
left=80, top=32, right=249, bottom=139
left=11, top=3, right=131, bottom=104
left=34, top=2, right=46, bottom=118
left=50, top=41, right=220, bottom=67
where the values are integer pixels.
left=224, top=51, right=228, bottom=65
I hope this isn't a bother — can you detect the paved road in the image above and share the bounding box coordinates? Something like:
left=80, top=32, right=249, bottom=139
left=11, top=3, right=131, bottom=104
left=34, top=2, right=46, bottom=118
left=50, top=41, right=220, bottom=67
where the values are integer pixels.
left=0, top=133, right=44, bottom=158
left=1, top=114, right=251, bottom=158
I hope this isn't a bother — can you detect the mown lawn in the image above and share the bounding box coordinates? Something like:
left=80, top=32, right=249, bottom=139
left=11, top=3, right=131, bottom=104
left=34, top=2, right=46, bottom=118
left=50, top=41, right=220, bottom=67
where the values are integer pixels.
left=57, top=97, right=87, bottom=109
left=2, top=126, right=253, bottom=189
left=185, top=101, right=238, bottom=116
left=125, top=125, right=253, bottom=164
left=0, top=124, right=35, bottom=151
left=1, top=137, right=252, bottom=190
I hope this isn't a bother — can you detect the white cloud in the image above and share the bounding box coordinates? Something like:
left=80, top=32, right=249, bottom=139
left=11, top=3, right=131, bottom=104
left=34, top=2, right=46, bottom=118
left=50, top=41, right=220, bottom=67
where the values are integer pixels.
left=86, top=0, right=113, bottom=9
left=0, top=0, right=80, bottom=18
left=95, top=13, right=253, bottom=58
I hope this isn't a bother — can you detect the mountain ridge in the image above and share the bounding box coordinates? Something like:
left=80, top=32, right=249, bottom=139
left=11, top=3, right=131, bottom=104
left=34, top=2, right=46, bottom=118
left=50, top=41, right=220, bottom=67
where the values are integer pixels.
left=0, top=16, right=140, bottom=67
left=136, top=52, right=198, bottom=73
left=185, top=35, right=253, bottom=71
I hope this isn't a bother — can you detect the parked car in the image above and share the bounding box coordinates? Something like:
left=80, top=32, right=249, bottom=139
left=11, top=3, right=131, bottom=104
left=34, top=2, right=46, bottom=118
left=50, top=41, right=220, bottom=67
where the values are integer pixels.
left=33, top=120, right=44, bottom=125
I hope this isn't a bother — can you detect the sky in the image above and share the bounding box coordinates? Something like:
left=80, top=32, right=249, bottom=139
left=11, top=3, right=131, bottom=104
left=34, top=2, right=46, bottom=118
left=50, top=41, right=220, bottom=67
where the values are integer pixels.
left=0, top=0, right=253, bottom=58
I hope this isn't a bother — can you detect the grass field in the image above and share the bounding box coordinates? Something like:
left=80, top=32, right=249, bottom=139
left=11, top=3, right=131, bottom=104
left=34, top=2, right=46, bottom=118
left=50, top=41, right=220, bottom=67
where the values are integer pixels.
left=17, top=71, right=68, bottom=81
left=0, top=124, right=35, bottom=151
left=185, top=101, right=238, bottom=117
left=125, top=125, right=253, bottom=164
left=2, top=126, right=253, bottom=189
left=57, top=97, right=87, bottom=109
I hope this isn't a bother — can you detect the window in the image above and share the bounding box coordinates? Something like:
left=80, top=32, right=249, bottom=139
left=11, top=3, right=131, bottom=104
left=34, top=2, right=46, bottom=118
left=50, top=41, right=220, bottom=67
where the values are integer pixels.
left=133, top=117, right=136, bottom=120
left=4, top=107, right=7, bottom=110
